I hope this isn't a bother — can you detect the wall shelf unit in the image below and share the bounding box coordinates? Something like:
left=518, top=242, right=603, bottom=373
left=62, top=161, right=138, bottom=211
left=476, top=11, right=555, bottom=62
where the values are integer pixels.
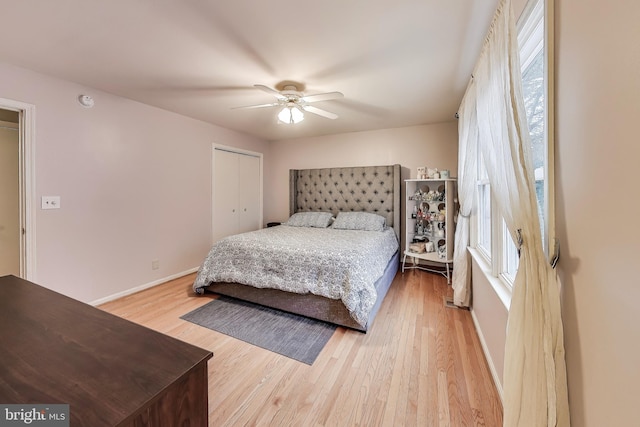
left=402, top=178, right=457, bottom=283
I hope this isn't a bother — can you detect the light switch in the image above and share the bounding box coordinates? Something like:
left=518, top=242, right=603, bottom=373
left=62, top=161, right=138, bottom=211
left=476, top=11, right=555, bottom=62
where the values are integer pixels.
left=42, top=196, right=61, bottom=209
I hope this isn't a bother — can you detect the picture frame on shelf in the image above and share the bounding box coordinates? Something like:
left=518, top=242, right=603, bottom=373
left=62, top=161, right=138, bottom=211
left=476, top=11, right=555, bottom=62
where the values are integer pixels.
left=417, top=166, right=427, bottom=179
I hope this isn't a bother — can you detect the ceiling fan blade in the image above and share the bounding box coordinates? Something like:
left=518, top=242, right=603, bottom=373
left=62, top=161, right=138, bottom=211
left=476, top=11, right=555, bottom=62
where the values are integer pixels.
left=301, top=91, right=344, bottom=103
left=302, top=105, right=339, bottom=120
left=231, top=102, right=280, bottom=110
left=254, top=84, right=287, bottom=100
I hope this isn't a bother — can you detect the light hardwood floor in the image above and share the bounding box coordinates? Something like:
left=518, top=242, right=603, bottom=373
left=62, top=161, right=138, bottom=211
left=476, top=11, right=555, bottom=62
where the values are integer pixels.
left=99, top=270, right=502, bottom=426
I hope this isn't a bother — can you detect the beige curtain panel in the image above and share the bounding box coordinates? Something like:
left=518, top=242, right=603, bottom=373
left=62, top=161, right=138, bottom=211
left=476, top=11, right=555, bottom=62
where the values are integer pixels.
left=454, top=0, right=570, bottom=425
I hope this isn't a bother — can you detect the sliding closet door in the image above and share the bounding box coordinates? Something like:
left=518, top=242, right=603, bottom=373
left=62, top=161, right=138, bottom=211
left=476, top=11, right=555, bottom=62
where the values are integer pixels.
left=237, top=153, right=260, bottom=234
left=213, top=149, right=239, bottom=243
left=212, top=147, right=262, bottom=243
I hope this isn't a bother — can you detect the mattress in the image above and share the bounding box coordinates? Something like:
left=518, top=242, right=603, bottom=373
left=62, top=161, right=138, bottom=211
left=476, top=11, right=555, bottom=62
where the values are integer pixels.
left=194, top=225, right=399, bottom=327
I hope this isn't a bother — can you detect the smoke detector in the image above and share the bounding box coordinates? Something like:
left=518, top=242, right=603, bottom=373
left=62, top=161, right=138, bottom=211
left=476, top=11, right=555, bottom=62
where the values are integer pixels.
left=78, top=95, right=95, bottom=108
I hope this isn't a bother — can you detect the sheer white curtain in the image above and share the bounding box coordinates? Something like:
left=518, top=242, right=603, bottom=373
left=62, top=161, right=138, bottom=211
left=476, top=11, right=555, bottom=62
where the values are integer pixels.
left=451, top=89, right=477, bottom=307
left=455, top=0, right=570, bottom=425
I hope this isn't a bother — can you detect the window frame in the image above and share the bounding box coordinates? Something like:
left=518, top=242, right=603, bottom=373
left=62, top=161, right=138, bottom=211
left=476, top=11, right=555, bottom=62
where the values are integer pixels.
left=472, top=0, right=555, bottom=294
left=518, top=0, right=556, bottom=259
left=476, top=160, right=492, bottom=262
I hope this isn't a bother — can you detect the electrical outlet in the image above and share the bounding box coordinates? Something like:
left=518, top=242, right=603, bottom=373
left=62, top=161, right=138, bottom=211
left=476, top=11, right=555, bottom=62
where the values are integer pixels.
left=42, top=196, right=61, bottom=209
left=151, top=259, right=160, bottom=270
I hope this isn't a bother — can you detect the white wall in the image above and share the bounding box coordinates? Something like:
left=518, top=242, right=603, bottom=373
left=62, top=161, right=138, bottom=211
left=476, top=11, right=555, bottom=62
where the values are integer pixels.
left=555, top=0, right=640, bottom=425
left=470, top=253, right=508, bottom=398
left=0, top=62, right=268, bottom=303
left=265, top=123, right=459, bottom=225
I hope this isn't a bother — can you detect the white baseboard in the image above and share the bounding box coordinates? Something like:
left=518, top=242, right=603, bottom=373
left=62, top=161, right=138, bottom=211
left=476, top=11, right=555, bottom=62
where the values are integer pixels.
left=470, top=308, right=504, bottom=404
left=90, top=267, right=199, bottom=306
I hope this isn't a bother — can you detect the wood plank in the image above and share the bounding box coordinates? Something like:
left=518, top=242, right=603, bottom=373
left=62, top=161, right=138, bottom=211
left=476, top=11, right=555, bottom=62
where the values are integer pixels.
left=100, top=270, right=503, bottom=426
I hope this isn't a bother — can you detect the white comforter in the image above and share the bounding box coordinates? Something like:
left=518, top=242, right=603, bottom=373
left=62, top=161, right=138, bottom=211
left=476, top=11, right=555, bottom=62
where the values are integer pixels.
left=193, top=225, right=399, bottom=327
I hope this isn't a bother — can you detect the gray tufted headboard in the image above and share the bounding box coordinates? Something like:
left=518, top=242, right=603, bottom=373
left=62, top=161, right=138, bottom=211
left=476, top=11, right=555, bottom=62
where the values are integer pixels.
left=289, top=164, right=401, bottom=240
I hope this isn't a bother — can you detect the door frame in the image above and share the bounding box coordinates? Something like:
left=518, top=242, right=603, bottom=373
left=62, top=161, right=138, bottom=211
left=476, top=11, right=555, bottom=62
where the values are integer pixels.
left=0, top=98, right=36, bottom=280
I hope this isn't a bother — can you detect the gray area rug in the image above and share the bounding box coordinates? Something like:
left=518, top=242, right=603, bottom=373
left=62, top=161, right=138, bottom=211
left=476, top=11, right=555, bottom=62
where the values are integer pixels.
left=181, top=296, right=336, bottom=365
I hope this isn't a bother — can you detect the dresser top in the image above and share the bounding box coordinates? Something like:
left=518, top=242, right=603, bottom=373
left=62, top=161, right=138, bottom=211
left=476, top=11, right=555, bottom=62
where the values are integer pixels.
left=0, top=275, right=212, bottom=426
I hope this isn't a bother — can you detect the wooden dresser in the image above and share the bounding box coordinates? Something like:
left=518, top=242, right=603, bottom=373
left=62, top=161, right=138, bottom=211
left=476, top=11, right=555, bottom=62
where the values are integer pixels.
left=0, top=275, right=213, bottom=426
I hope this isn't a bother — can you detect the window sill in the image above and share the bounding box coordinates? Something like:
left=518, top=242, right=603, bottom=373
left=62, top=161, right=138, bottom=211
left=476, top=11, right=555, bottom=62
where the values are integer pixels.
left=468, top=247, right=512, bottom=311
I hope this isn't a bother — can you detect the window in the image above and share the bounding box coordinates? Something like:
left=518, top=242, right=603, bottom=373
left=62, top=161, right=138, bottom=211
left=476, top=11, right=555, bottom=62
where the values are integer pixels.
left=477, top=156, right=492, bottom=259
left=521, top=33, right=546, bottom=241
left=502, top=221, right=519, bottom=282
left=474, top=0, right=552, bottom=289
left=477, top=182, right=492, bottom=256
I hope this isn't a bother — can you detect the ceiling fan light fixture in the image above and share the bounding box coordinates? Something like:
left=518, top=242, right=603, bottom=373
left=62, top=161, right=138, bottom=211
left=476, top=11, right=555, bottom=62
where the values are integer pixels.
left=278, top=103, right=304, bottom=124
left=233, top=83, right=341, bottom=123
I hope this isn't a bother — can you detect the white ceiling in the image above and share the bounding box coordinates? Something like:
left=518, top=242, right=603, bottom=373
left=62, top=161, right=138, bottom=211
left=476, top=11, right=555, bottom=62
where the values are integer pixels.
left=0, top=0, right=500, bottom=141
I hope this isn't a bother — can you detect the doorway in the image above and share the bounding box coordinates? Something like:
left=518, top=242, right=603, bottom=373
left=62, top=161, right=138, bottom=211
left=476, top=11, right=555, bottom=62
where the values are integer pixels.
left=0, top=99, right=35, bottom=280
left=0, top=110, right=20, bottom=276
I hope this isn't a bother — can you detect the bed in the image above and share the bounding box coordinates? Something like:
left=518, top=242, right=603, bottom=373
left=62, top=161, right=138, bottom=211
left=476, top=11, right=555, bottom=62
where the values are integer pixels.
left=193, top=164, right=401, bottom=332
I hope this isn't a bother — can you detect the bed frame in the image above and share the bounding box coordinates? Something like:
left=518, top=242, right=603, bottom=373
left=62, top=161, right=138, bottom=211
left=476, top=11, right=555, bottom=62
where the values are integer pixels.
left=204, top=164, right=401, bottom=332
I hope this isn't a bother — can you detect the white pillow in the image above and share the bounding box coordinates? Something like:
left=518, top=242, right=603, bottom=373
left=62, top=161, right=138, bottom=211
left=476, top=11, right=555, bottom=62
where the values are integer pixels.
left=284, top=211, right=334, bottom=228
left=331, top=211, right=386, bottom=232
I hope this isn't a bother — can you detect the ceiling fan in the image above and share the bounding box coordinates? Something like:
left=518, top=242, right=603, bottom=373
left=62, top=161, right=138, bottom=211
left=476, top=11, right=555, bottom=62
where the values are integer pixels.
left=232, top=81, right=343, bottom=124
